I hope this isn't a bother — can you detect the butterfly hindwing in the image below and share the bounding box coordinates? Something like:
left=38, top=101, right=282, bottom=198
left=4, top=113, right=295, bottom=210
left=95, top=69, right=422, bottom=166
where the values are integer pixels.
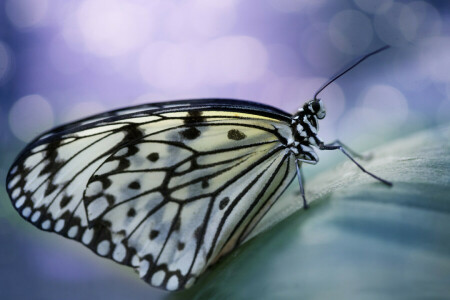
left=83, top=110, right=296, bottom=289
left=6, top=99, right=295, bottom=290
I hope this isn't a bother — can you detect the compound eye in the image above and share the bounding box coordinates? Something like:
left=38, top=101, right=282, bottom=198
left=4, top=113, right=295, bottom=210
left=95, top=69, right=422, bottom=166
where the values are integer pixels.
left=311, top=101, right=321, bottom=112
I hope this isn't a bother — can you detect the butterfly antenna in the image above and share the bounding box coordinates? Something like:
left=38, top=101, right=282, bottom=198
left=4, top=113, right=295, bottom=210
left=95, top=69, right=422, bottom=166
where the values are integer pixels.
left=313, top=45, right=390, bottom=101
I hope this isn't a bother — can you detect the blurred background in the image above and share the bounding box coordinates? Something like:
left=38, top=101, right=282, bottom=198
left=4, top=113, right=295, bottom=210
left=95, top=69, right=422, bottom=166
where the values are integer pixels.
left=0, top=0, right=449, bottom=299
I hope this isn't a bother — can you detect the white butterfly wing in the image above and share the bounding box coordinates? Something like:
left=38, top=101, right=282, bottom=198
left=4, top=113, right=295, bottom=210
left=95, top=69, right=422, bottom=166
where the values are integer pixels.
left=6, top=101, right=296, bottom=290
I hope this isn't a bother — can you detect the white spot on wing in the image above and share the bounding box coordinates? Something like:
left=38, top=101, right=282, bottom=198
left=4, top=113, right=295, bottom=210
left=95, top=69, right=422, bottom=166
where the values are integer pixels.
left=31, top=211, right=41, bottom=223
left=82, top=229, right=94, bottom=244
left=8, top=175, right=20, bottom=189
left=166, top=275, right=179, bottom=291
left=114, top=147, right=129, bottom=157
left=11, top=187, right=21, bottom=199
left=139, top=260, right=149, bottom=278
left=151, top=270, right=165, bottom=286
left=68, top=225, right=78, bottom=238
left=22, top=207, right=31, bottom=217
left=41, top=220, right=51, bottom=230
left=10, top=165, right=18, bottom=175
left=15, top=196, right=26, bottom=208
left=54, top=219, right=65, bottom=232
left=97, top=240, right=110, bottom=256
left=131, top=255, right=140, bottom=267
left=112, top=243, right=127, bottom=262
left=37, top=133, right=52, bottom=141
left=32, top=144, right=48, bottom=152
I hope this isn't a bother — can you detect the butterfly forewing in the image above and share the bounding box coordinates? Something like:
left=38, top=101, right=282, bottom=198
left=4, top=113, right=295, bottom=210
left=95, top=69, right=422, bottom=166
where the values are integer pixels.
left=6, top=99, right=295, bottom=290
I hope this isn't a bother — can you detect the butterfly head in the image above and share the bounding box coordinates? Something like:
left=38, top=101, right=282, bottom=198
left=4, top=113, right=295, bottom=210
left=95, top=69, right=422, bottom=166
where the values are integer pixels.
left=303, top=99, right=326, bottom=119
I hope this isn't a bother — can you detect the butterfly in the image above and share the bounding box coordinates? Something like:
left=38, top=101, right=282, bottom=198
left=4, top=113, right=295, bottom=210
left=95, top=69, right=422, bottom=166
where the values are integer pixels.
left=5, top=47, right=391, bottom=291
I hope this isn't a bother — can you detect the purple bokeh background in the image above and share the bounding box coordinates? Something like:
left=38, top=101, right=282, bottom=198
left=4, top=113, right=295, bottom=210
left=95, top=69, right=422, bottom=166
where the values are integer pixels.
left=1, top=1, right=449, bottom=299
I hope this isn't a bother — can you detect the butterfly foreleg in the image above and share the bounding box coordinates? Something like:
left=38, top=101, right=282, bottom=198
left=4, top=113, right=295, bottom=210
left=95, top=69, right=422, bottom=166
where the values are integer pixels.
left=295, top=161, right=308, bottom=209
left=318, top=141, right=392, bottom=186
left=322, top=140, right=372, bottom=160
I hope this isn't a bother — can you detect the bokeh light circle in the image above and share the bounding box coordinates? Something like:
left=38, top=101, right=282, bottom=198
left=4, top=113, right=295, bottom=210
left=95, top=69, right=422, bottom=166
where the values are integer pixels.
left=139, top=42, right=203, bottom=90
left=338, top=85, right=408, bottom=145
left=374, top=3, right=416, bottom=46
left=361, top=84, right=408, bottom=125
left=164, top=1, right=237, bottom=40
left=0, top=41, right=13, bottom=84
left=76, top=0, right=154, bottom=57
left=338, top=107, right=382, bottom=145
left=9, top=95, right=54, bottom=142
left=329, top=10, right=373, bottom=55
left=391, top=46, right=430, bottom=92
left=373, top=1, right=441, bottom=47
left=267, top=0, right=326, bottom=13
left=353, top=0, right=393, bottom=14
left=5, top=0, right=48, bottom=29
left=48, top=35, right=87, bottom=75
left=204, top=36, right=268, bottom=85
left=407, top=1, right=442, bottom=40
left=300, top=25, right=347, bottom=72
left=420, top=37, right=450, bottom=83
left=267, top=44, right=303, bottom=76
left=139, top=36, right=268, bottom=89
left=62, top=101, right=106, bottom=123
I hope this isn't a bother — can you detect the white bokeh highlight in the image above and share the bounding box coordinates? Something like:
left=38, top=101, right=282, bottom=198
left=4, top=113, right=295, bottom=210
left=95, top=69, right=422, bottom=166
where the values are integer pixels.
left=205, top=36, right=268, bottom=85
left=267, top=0, right=326, bottom=13
left=9, top=95, right=54, bottom=142
left=139, top=42, right=203, bottom=90
left=390, top=47, right=431, bottom=92
left=338, top=85, right=408, bottom=146
left=139, top=36, right=268, bottom=90
left=374, top=3, right=410, bottom=46
left=406, top=1, right=442, bottom=40
left=62, top=101, right=106, bottom=123
left=299, top=24, right=348, bottom=72
left=420, top=37, right=450, bottom=83
left=329, top=10, right=373, bottom=55
left=266, top=44, right=303, bottom=76
left=353, top=0, right=393, bottom=14
left=361, top=85, right=408, bottom=125
left=5, top=0, right=48, bottom=29
left=373, top=2, right=440, bottom=46
left=164, top=1, right=237, bottom=40
left=76, top=0, right=154, bottom=57
left=48, top=35, right=87, bottom=74
left=0, top=41, right=13, bottom=83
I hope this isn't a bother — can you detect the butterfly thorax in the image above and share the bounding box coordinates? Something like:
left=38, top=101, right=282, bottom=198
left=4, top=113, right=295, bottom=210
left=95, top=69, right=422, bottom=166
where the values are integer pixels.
left=288, top=99, right=326, bottom=165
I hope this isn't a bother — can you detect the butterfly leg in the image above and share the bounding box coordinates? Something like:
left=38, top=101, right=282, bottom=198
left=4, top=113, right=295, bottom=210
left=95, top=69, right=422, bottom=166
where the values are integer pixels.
left=295, top=161, right=308, bottom=209
left=325, top=140, right=372, bottom=160
left=319, top=142, right=392, bottom=186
